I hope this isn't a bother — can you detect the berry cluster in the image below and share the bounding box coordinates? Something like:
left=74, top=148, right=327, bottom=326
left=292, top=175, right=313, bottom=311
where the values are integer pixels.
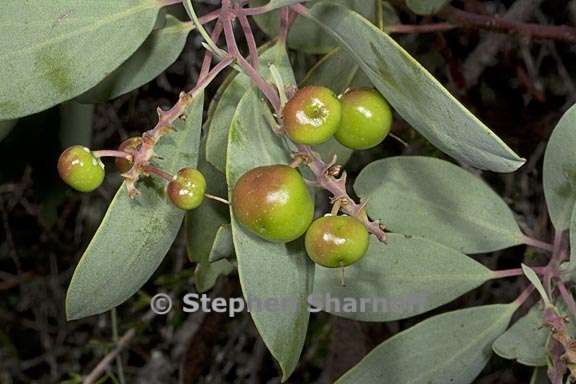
left=57, top=138, right=208, bottom=211
left=57, top=87, right=392, bottom=277
left=232, top=87, right=393, bottom=274
left=283, top=86, right=393, bottom=149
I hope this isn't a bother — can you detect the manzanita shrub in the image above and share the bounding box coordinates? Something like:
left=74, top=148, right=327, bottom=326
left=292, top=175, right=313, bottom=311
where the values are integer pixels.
left=2, top=0, right=576, bottom=382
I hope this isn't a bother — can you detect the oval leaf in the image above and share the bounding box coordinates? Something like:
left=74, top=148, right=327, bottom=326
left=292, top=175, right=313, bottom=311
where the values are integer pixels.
left=313, top=234, right=496, bottom=322
left=354, top=157, right=524, bottom=254
left=66, top=93, right=204, bottom=320
left=77, top=15, right=191, bottom=103
left=208, top=224, right=234, bottom=263
left=337, top=304, right=517, bottom=384
left=59, top=101, right=94, bottom=148
left=492, top=303, right=548, bottom=367
left=0, top=0, right=161, bottom=119
left=206, top=42, right=293, bottom=172
left=227, top=89, right=313, bottom=380
left=306, top=3, right=524, bottom=172
left=543, top=103, right=576, bottom=231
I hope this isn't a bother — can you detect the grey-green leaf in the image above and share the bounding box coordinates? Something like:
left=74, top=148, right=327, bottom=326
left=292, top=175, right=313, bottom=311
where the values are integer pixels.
left=0, top=0, right=162, bottom=120
left=193, top=259, right=234, bottom=293
left=186, top=140, right=229, bottom=264
left=66, top=93, right=204, bottom=320
left=337, top=304, right=517, bottom=384
left=522, top=264, right=551, bottom=307
left=307, top=3, right=524, bottom=172
left=354, top=157, right=524, bottom=254
left=543, top=103, right=576, bottom=231
left=313, top=235, right=496, bottom=322
left=227, top=89, right=313, bottom=380
left=492, top=303, right=548, bottom=367
left=59, top=101, right=94, bottom=148
left=77, top=15, right=192, bottom=103
left=206, top=42, right=295, bottom=172
left=406, top=0, right=450, bottom=15
left=208, top=224, right=234, bottom=263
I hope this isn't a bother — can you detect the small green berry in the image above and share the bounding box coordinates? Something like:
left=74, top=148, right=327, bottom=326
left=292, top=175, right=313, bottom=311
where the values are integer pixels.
left=283, top=86, right=342, bottom=145
left=335, top=89, right=393, bottom=150
left=57, top=145, right=105, bottom=192
left=305, top=215, right=369, bottom=268
left=232, top=164, right=314, bottom=242
left=115, top=137, right=142, bottom=173
left=167, top=168, right=206, bottom=210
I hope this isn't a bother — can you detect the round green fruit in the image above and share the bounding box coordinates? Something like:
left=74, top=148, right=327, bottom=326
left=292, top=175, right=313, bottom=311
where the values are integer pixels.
left=115, top=137, right=142, bottom=173
left=305, top=215, right=369, bottom=268
left=57, top=145, right=105, bottom=192
left=335, top=89, right=393, bottom=150
left=232, top=164, right=314, bottom=242
left=167, top=168, right=206, bottom=210
left=283, top=86, right=342, bottom=145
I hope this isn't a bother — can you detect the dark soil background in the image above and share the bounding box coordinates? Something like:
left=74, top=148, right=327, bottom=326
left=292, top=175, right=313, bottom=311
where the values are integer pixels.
left=1, top=0, right=574, bottom=383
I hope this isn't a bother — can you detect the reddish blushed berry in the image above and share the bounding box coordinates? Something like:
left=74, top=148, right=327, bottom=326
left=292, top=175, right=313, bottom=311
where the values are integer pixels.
left=231, top=164, right=314, bottom=242
left=167, top=167, right=206, bottom=210
left=57, top=145, right=105, bottom=192
left=305, top=215, right=369, bottom=268
left=283, top=86, right=342, bottom=145
left=115, top=137, right=142, bottom=173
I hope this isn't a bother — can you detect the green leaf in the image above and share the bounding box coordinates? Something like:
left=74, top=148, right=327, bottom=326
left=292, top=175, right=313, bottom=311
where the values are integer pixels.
left=65, top=93, right=204, bottom=320
left=265, top=0, right=312, bottom=9
left=0, top=0, right=162, bottom=120
left=313, top=234, right=496, bottom=322
left=206, top=42, right=295, bottom=172
left=543, top=103, right=576, bottom=231
left=0, top=120, right=17, bottom=142
left=186, top=140, right=229, bottom=264
left=354, top=157, right=524, bottom=254
left=522, top=264, right=551, bottom=307
left=77, top=15, right=192, bottom=103
left=59, top=101, right=94, bottom=148
left=406, top=0, right=450, bottom=15
left=251, top=0, right=375, bottom=54
left=337, top=304, right=517, bottom=384
left=193, top=259, right=234, bottom=293
left=492, top=303, right=548, bottom=367
left=208, top=224, right=234, bottom=263
left=307, top=3, right=525, bottom=173
left=227, top=89, right=313, bottom=380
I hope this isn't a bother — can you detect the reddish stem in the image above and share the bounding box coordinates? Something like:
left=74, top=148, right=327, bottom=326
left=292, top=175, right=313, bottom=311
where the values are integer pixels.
left=514, top=285, right=535, bottom=307
left=198, top=20, right=224, bottom=83
left=237, top=11, right=259, bottom=70
left=388, top=23, right=456, bottom=34
left=93, top=150, right=132, bottom=160
left=143, top=165, right=173, bottom=182
left=494, top=266, right=546, bottom=279
left=522, top=235, right=554, bottom=252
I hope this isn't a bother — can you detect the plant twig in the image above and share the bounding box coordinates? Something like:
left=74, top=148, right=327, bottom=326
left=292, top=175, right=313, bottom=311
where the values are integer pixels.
left=438, top=5, right=576, bottom=43
left=522, top=235, right=554, bottom=252
left=110, top=309, right=125, bottom=384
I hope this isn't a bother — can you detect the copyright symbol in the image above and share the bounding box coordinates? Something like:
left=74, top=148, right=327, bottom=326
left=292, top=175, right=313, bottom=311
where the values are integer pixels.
left=150, top=293, right=172, bottom=315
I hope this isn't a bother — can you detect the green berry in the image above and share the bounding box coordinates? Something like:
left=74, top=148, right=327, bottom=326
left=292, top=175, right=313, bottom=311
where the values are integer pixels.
left=115, top=137, right=142, bottom=173
left=305, top=215, right=369, bottom=268
left=232, top=164, right=314, bottom=242
left=167, top=168, right=206, bottom=210
left=57, top=145, right=105, bottom=192
left=283, top=86, right=342, bottom=145
left=335, top=89, right=393, bottom=150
